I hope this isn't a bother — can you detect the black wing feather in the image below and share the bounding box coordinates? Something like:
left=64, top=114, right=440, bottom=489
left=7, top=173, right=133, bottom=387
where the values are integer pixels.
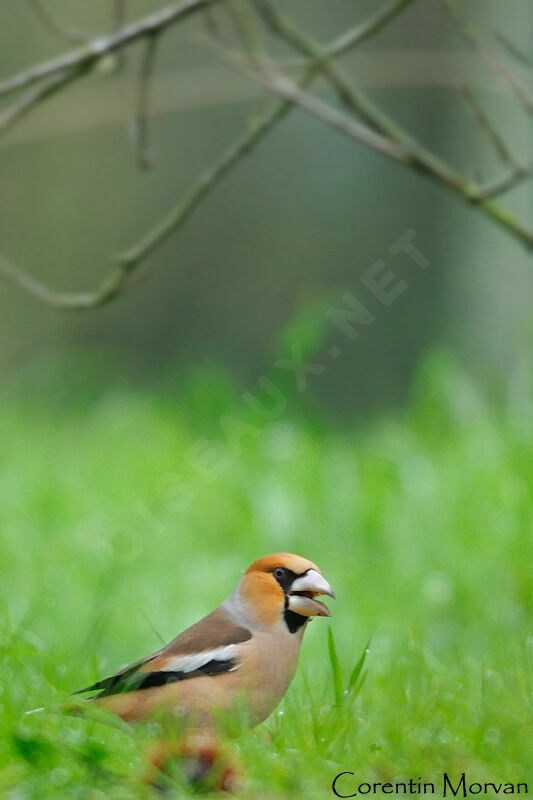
left=125, top=657, right=237, bottom=694
left=73, top=607, right=250, bottom=698
left=74, top=656, right=238, bottom=698
left=72, top=657, right=156, bottom=696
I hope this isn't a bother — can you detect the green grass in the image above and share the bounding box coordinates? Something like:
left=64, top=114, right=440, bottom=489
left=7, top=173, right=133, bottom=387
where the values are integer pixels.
left=0, top=353, right=531, bottom=798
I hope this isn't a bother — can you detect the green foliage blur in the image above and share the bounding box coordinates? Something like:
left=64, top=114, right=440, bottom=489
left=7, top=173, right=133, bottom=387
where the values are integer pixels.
left=0, top=352, right=531, bottom=798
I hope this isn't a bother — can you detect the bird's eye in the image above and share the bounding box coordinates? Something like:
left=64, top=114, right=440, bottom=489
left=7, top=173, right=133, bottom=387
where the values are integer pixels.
left=273, top=567, right=285, bottom=580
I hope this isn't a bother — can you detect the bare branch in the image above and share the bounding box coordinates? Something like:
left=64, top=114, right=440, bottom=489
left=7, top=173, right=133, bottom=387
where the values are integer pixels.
left=250, top=2, right=479, bottom=197
left=0, top=0, right=324, bottom=308
left=477, top=166, right=533, bottom=201
left=202, top=5, right=222, bottom=42
left=0, top=0, right=217, bottom=101
left=249, top=3, right=533, bottom=235
left=457, top=83, right=522, bottom=171
left=440, top=0, right=533, bottom=113
left=227, top=0, right=266, bottom=60
left=235, top=61, right=533, bottom=250
left=27, top=0, right=89, bottom=44
left=327, top=0, right=420, bottom=57
left=252, top=0, right=416, bottom=139
left=132, top=34, right=160, bottom=169
left=238, top=62, right=457, bottom=177
left=0, top=69, right=82, bottom=137
left=253, top=0, right=421, bottom=70
left=1, top=0, right=532, bottom=312
left=108, top=0, right=129, bottom=72
left=0, top=255, right=129, bottom=310
left=0, top=70, right=305, bottom=308
left=119, top=0, right=418, bottom=273
left=118, top=89, right=301, bottom=267
left=111, top=0, right=127, bottom=33
left=494, top=33, right=531, bottom=68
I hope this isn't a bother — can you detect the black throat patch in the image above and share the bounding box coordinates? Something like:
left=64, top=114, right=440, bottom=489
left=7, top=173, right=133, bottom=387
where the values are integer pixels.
left=283, top=605, right=308, bottom=633
left=274, top=566, right=310, bottom=634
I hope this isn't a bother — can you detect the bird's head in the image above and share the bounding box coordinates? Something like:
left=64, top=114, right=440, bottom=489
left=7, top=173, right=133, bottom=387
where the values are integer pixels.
left=238, top=553, right=335, bottom=632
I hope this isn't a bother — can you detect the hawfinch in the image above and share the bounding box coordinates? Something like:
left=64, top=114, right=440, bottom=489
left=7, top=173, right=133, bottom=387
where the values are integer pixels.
left=75, top=553, right=334, bottom=728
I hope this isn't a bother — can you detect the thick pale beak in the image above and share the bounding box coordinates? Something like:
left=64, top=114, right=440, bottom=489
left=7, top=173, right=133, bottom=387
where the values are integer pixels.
left=290, top=569, right=335, bottom=598
left=287, top=569, right=335, bottom=618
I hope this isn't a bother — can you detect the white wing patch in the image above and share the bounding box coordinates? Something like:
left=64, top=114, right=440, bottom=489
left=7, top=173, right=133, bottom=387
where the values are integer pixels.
left=160, top=645, right=238, bottom=674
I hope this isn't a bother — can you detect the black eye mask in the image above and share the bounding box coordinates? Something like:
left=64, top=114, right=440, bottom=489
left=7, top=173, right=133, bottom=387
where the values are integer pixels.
left=272, top=567, right=313, bottom=633
left=272, top=566, right=299, bottom=594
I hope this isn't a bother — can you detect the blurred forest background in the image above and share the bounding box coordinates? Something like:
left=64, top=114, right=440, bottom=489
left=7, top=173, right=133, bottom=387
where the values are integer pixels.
left=0, top=0, right=530, bottom=416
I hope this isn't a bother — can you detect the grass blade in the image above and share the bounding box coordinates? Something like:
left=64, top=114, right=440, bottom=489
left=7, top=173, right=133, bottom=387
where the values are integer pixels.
left=300, top=668, right=321, bottom=747
left=327, top=627, right=344, bottom=706
left=349, top=638, right=371, bottom=691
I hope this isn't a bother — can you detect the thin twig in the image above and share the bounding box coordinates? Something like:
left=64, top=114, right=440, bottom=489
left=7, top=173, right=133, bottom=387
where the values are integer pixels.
left=27, top=0, right=89, bottom=44
left=252, top=0, right=418, bottom=136
left=328, top=0, right=419, bottom=57
left=0, top=0, right=329, bottom=308
left=330, top=0, right=416, bottom=58
left=253, top=0, right=421, bottom=69
left=202, top=4, right=222, bottom=42
left=108, top=0, right=128, bottom=71
left=0, top=70, right=306, bottom=308
left=2, top=0, right=533, bottom=312
left=117, top=0, right=410, bottom=270
left=0, top=69, right=82, bottom=137
left=111, top=0, right=127, bottom=33
left=0, top=89, right=294, bottom=309
left=227, top=0, right=266, bottom=61
left=0, top=255, right=128, bottom=310
left=193, top=0, right=400, bottom=80
left=250, top=2, right=533, bottom=233
left=0, top=0, right=217, bottom=100
left=440, top=0, right=533, bottom=113
left=236, top=61, right=533, bottom=250
left=238, top=62, right=457, bottom=179
left=250, top=2, right=473, bottom=196
left=200, top=0, right=419, bottom=79
left=495, top=33, right=531, bottom=67
left=4, top=0, right=412, bottom=104
left=476, top=166, right=533, bottom=201
left=132, top=34, right=159, bottom=169
left=118, top=92, right=301, bottom=267
left=457, top=83, right=522, bottom=170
